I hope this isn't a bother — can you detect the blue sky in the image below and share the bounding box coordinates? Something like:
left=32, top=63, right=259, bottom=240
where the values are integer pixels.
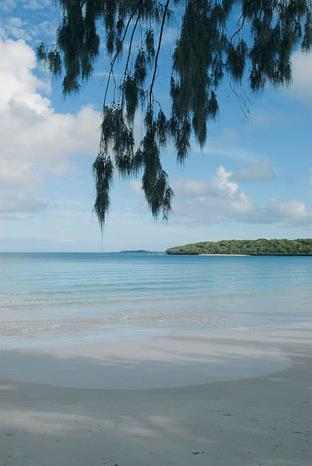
left=0, top=1, right=311, bottom=252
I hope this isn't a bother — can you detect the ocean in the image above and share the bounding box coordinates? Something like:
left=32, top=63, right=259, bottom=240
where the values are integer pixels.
left=0, top=253, right=311, bottom=349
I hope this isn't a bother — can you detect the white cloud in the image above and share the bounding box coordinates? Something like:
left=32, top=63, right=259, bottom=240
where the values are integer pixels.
left=0, top=0, right=16, bottom=12
left=0, top=0, right=52, bottom=12
left=171, top=166, right=312, bottom=226
left=273, top=200, right=307, bottom=219
left=0, top=39, right=100, bottom=215
left=290, top=51, right=312, bottom=103
left=21, top=0, right=52, bottom=10
left=194, top=138, right=272, bottom=163
left=249, top=108, right=290, bottom=128
left=0, top=195, right=46, bottom=214
left=214, top=165, right=239, bottom=195
left=195, top=143, right=251, bottom=161
left=0, top=15, right=57, bottom=42
left=261, top=199, right=312, bottom=225
left=0, top=16, right=30, bottom=41
left=173, top=166, right=253, bottom=224
left=232, top=159, right=275, bottom=182
left=173, top=180, right=208, bottom=195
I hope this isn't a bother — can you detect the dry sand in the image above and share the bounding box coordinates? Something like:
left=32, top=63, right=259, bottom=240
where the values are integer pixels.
left=0, top=326, right=311, bottom=466
left=198, top=254, right=251, bottom=256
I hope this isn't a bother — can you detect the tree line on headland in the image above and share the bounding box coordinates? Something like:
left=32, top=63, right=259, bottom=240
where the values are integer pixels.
left=166, top=239, right=312, bottom=256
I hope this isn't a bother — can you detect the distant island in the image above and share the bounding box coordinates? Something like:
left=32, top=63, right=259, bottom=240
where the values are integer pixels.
left=119, top=250, right=151, bottom=254
left=166, top=239, right=312, bottom=256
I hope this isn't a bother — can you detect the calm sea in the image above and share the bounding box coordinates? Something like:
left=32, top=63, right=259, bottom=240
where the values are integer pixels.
left=0, top=253, right=311, bottom=348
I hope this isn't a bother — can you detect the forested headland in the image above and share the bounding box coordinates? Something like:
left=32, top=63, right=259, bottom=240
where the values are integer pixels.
left=166, top=239, right=312, bottom=256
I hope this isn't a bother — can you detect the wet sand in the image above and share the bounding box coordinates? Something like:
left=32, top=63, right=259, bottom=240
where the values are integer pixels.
left=0, top=326, right=311, bottom=466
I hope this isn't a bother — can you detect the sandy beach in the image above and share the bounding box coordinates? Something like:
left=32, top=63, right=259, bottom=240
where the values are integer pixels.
left=1, top=325, right=311, bottom=466
left=198, top=254, right=251, bottom=256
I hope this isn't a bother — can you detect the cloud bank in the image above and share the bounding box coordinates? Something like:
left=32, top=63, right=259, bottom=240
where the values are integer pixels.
left=172, top=166, right=312, bottom=226
left=0, top=39, right=100, bottom=215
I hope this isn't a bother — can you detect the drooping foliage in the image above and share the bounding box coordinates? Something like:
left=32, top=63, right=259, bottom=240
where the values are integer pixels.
left=38, top=0, right=312, bottom=228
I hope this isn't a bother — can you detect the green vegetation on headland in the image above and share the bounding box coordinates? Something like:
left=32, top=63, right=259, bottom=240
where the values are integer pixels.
left=166, top=239, right=312, bottom=256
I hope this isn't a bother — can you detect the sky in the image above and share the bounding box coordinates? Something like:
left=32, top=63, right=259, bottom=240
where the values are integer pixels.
left=0, top=1, right=311, bottom=252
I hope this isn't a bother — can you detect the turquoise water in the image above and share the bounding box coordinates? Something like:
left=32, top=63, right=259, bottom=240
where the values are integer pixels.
left=0, top=253, right=311, bottom=347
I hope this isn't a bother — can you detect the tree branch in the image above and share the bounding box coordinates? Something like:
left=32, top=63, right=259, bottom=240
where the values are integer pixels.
left=231, top=13, right=246, bottom=42
left=149, top=0, right=170, bottom=109
left=103, top=10, right=137, bottom=107
left=121, top=11, right=141, bottom=105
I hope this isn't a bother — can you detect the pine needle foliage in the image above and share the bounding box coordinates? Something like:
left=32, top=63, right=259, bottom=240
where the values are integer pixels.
left=38, top=0, right=312, bottom=228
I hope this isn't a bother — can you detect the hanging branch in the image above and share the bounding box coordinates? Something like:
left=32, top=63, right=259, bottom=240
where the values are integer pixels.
left=103, top=10, right=137, bottom=107
left=231, top=13, right=246, bottom=42
left=39, top=0, right=312, bottom=227
left=149, top=0, right=170, bottom=109
left=121, top=11, right=142, bottom=105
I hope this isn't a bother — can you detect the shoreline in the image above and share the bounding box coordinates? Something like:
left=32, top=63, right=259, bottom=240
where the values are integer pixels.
left=198, top=253, right=251, bottom=256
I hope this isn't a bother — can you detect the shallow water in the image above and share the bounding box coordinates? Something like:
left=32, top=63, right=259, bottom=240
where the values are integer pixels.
left=0, top=253, right=311, bottom=349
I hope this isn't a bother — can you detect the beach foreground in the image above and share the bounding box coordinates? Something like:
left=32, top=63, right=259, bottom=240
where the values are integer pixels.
left=1, top=325, right=311, bottom=466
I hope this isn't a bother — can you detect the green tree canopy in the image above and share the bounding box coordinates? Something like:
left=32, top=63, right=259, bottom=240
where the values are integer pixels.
left=166, top=239, right=312, bottom=255
left=38, top=0, right=312, bottom=228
